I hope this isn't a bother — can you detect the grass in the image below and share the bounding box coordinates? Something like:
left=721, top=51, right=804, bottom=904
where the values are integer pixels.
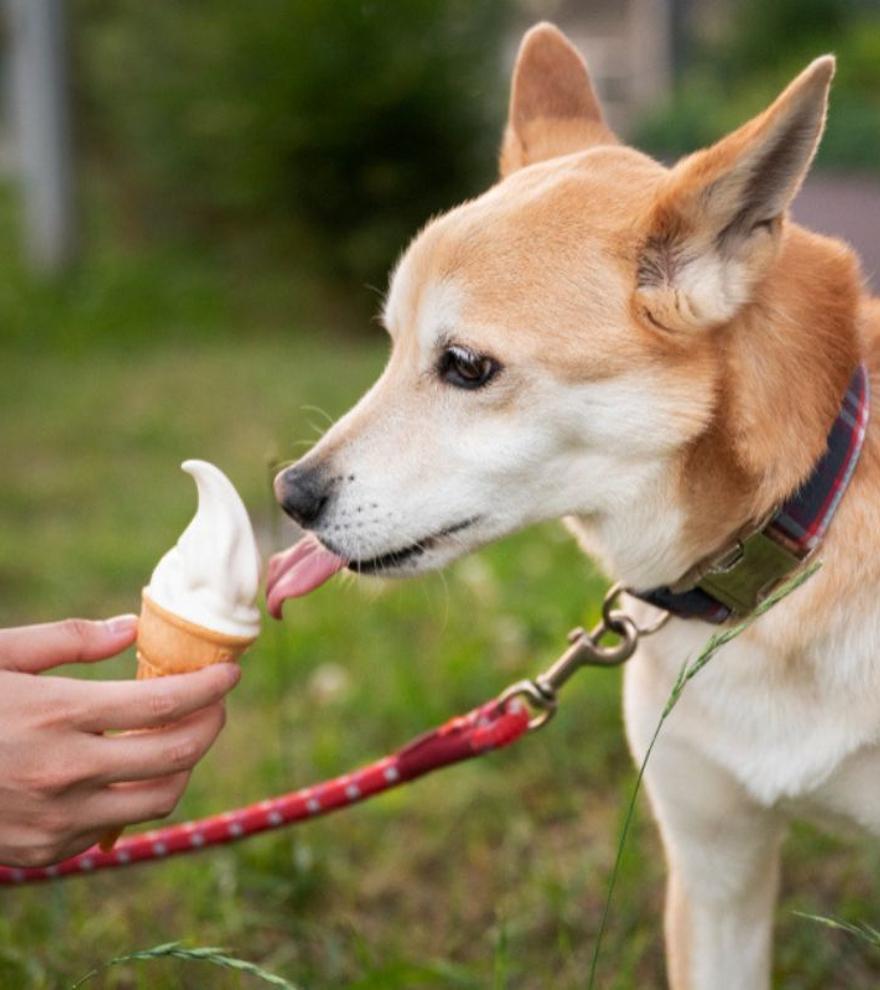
left=2, top=192, right=880, bottom=988
left=70, top=942, right=302, bottom=989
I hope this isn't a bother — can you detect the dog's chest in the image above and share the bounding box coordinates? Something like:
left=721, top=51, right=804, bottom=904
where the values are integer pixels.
left=627, top=601, right=880, bottom=808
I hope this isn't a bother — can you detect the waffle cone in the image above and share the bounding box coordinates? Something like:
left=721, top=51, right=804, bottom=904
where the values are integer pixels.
left=98, top=594, right=256, bottom=852
left=136, top=592, right=256, bottom=679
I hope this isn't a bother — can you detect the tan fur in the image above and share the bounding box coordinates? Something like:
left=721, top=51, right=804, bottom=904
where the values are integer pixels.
left=666, top=870, right=693, bottom=990
left=500, top=23, right=616, bottom=176
left=676, top=227, right=862, bottom=564
left=275, top=25, right=879, bottom=988
left=636, top=58, right=835, bottom=335
left=389, top=129, right=863, bottom=579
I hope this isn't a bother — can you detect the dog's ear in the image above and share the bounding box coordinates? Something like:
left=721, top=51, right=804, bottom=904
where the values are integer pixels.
left=500, top=22, right=616, bottom=178
left=636, top=56, right=834, bottom=334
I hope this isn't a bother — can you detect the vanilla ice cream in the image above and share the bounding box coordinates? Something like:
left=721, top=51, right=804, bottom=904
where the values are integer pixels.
left=146, top=460, right=262, bottom=638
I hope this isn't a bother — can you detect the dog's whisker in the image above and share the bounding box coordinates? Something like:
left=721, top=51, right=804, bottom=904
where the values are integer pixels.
left=364, top=282, right=387, bottom=306
left=300, top=404, right=337, bottom=429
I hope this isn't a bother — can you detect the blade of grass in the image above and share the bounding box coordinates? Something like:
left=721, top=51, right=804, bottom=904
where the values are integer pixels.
left=69, top=940, right=301, bottom=990
left=493, top=919, right=510, bottom=990
left=795, top=911, right=880, bottom=950
left=586, top=563, right=820, bottom=989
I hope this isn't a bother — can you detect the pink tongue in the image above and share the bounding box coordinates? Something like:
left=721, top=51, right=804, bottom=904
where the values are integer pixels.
left=266, top=535, right=347, bottom=619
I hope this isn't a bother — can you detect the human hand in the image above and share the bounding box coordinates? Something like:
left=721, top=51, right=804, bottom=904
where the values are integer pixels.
left=0, top=615, right=240, bottom=867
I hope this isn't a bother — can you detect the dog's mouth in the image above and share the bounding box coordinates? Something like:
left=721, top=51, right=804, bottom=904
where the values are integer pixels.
left=343, top=517, right=480, bottom=575
left=266, top=517, right=480, bottom=617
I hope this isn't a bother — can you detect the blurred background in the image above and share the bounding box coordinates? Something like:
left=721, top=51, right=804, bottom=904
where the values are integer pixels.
left=1, top=1, right=879, bottom=987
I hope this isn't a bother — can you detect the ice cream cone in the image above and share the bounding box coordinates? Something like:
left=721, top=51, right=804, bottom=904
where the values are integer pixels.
left=136, top=592, right=256, bottom=679
left=98, top=593, right=257, bottom=852
left=99, top=459, right=262, bottom=854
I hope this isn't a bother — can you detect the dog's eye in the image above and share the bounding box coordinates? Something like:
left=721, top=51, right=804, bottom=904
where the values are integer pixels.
left=438, top=346, right=499, bottom=390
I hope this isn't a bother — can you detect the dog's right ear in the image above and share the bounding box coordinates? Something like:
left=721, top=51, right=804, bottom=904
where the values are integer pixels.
left=500, top=22, right=616, bottom=178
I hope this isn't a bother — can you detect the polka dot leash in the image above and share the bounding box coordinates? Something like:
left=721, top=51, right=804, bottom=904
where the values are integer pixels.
left=0, top=697, right=530, bottom=885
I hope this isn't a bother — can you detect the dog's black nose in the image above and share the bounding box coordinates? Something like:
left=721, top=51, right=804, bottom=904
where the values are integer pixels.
left=274, top=464, right=332, bottom=527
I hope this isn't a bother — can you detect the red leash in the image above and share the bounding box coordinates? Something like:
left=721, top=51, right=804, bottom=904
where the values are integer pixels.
left=0, top=697, right=530, bottom=886
left=0, top=588, right=657, bottom=886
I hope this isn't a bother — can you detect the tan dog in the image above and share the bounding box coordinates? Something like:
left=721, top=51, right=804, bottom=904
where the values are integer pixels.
left=269, top=24, right=880, bottom=989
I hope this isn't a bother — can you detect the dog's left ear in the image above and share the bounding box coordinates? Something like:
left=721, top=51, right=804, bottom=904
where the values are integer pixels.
left=636, top=56, right=835, bottom=334
left=500, top=22, right=617, bottom=178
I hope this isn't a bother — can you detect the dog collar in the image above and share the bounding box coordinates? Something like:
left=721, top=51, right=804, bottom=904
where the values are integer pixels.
left=633, top=362, right=870, bottom=623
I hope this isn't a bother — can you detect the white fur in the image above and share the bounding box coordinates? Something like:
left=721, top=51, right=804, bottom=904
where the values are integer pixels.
left=619, top=563, right=880, bottom=988
left=416, top=279, right=464, bottom=352
left=296, top=301, right=879, bottom=989
left=282, top=154, right=873, bottom=990
left=306, top=277, right=709, bottom=582
left=677, top=249, right=753, bottom=326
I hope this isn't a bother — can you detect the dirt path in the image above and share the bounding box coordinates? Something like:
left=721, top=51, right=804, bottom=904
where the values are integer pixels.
left=793, top=174, right=880, bottom=290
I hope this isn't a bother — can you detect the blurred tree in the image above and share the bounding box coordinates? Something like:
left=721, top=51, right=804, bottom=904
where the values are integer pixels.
left=633, top=0, right=880, bottom=174
left=73, top=0, right=511, bottom=305
left=723, top=0, right=852, bottom=74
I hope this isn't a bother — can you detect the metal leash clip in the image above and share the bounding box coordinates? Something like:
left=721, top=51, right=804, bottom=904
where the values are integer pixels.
left=499, top=583, right=669, bottom=731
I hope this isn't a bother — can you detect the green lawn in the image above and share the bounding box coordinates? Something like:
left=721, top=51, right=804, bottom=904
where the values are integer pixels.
left=2, top=232, right=879, bottom=987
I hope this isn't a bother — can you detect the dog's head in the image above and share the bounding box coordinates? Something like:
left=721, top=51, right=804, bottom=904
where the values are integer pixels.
left=273, top=24, right=837, bottom=595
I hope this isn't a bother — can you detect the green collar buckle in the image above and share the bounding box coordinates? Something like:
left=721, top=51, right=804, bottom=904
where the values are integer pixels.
left=696, top=529, right=803, bottom=616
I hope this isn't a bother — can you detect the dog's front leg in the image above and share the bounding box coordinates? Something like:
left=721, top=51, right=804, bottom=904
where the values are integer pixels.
left=624, top=665, right=785, bottom=990
left=657, top=763, right=783, bottom=990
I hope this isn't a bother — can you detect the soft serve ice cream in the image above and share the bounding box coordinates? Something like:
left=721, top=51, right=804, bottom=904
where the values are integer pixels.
left=136, top=459, right=262, bottom=679
left=146, top=460, right=261, bottom=640
left=99, top=460, right=262, bottom=850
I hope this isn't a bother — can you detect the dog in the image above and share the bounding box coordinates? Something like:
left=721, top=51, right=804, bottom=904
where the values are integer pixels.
left=267, top=23, right=880, bottom=989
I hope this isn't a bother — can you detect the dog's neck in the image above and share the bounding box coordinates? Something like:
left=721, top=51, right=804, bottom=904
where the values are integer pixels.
left=571, top=223, right=865, bottom=590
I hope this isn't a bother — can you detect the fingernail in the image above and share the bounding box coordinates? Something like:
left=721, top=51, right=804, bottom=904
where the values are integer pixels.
left=105, top=614, right=138, bottom=634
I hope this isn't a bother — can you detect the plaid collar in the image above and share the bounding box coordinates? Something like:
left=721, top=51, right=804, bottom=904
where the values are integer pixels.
left=633, top=363, right=870, bottom=624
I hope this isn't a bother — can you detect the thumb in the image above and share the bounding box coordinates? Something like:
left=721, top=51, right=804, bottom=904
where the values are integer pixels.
left=0, top=615, right=138, bottom=673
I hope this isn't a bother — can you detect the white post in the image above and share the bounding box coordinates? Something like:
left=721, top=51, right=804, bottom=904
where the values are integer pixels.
left=7, top=0, right=76, bottom=273
left=628, top=0, right=674, bottom=113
